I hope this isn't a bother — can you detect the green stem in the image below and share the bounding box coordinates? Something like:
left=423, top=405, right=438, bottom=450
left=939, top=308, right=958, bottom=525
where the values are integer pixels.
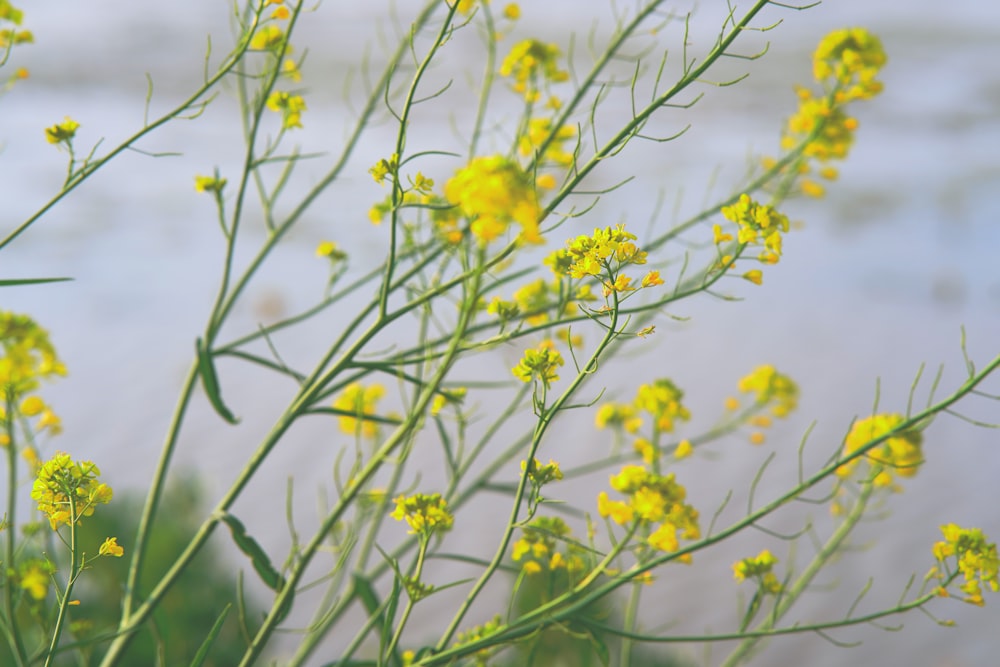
left=385, top=538, right=430, bottom=661
left=2, top=393, right=27, bottom=667
left=238, top=247, right=489, bottom=667
left=434, top=294, right=624, bottom=651
left=0, top=17, right=256, bottom=254
left=43, top=505, right=80, bottom=667
left=719, top=481, right=876, bottom=667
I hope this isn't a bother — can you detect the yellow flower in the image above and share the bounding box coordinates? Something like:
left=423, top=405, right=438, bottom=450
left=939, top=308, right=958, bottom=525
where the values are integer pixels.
left=836, top=413, right=923, bottom=486
left=598, top=491, right=634, bottom=525
left=512, top=344, right=563, bottom=385
left=502, top=3, right=520, bottom=20
left=738, top=365, right=798, bottom=418
left=194, top=174, right=227, bottom=193
left=250, top=24, right=284, bottom=51
left=31, top=452, right=113, bottom=530
left=19, top=395, right=45, bottom=416
left=634, top=378, right=690, bottom=433
left=281, top=58, right=302, bottom=81
left=44, top=117, right=79, bottom=144
left=733, top=549, right=782, bottom=593
left=595, top=402, right=642, bottom=433
left=391, top=493, right=454, bottom=536
left=99, top=536, right=125, bottom=557
left=674, top=439, right=693, bottom=459
left=315, top=240, right=347, bottom=261
left=930, top=524, right=998, bottom=606
left=0, top=312, right=66, bottom=399
left=813, top=28, right=886, bottom=102
left=19, top=560, right=54, bottom=600
left=641, top=270, right=664, bottom=288
left=500, top=39, right=569, bottom=100
left=633, top=438, right=658, bottom=464
left=444, top=155, right=542, bottom=245
left=266, top=91, right=307, bottom=129
left=332, top=383, right=385, bottom=438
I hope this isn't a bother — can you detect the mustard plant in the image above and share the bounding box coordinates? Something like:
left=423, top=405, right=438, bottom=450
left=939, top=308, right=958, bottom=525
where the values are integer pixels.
left=1, top=2, right=997, bottom=666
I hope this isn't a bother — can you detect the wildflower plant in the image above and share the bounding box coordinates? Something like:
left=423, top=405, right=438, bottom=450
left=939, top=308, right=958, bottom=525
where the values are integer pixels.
left=1, top=2, right=999, bottom=666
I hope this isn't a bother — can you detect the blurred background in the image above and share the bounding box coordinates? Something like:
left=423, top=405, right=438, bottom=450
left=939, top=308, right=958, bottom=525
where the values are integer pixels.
left=2, top=1, right=998, bottom=665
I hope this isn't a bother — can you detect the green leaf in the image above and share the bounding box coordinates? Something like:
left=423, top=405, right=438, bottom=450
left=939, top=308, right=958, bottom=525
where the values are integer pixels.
left=196, top=337, right=240, bottom=424
left=188, top=604, right=231, bottom=667
left=0, top=277, right=73, bottom=287
left=219, top=512, right=284, bottom=591
left=588, top=629, right=611, bottom=667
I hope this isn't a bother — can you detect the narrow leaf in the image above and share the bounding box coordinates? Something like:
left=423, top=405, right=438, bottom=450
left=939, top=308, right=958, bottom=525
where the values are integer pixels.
left=196, top=337, right=240, bottom=424
left=188, top=604, right=231, bottom=667
left=0, top=277, right=73, bottom=287
left=220, top=512, right=284, bottom=591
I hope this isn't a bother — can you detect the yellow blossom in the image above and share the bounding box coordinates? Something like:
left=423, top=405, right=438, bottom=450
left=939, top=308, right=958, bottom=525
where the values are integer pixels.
left=674, top=439, right=693, bottom=459
left=99, top=536, right=125, bottom=557
left=266, top=91, right=307, bottom=129
left=444, top=155, right=542, bottom=245
left=332, top=382, right=386, bottom=437
left=391, top=493, right=454, bottom=536
left=512, top=344, right=563, bottom=385
left=31, top=453, right=113, bottom=530
left=836, top=413, right=923, bottom=487
left=44, top=117, right=80, bottom=145
left=194, top=174, right=227, bottom=193
left=499, top=39, right=569, bottom=100
left=250, top=24, right=284, bottom=51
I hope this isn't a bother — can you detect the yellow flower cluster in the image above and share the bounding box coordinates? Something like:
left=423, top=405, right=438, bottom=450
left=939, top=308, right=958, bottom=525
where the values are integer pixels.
left=332, top=382, right=385, bottom=438
left=511, top=516, right=585, bottom=575
left=545, top=225, right=662, bottom=300
left=774, top=28, right=886, bottom=197
left=250, top=24, right=284, bottom=51
left=31, top=453, right=113, bottom=530
left=595, top=378, right=692, bottom=463
left=18, top=558, right=55, bottom=601
left=717, top=194, right=790, bottom=272
left=0, top=1, right=32, bottom=50
left=391, top=493, right=454, bottom=536
left=522, top=457, right=563, bottom=486
left=783, top=91, right=858, bottom=162
left=634, top=379, right=690, bottom=433
left=598, top=464, right=700, bottom=558
left=499, top=39, right=569, bottom=101
left=518, top=117, right=577, bottom=168
left=813, top=28, right=887, bottom=103
left=0, top=312, right=66, bottom=396
left=444, top=155, right=542, bottom=245
left=547, top=225, right=646, bottom=280
left=266, top=91, right=307, bottom=129
left=44, top=117, right=79, bottom=145
left=732, top=549, right=782, bottom=594
left=511, top=342, right=563, bottom=386
left=737, top=365, right=798, bottom=418
left=489, top=278, right=595, bottom=327
left=2, top=395, right=62, bottom=442
left=835, top=413, right=923, bottom=489
left=594, top=402, right=642, bottom=434
left=930, top=524, right=999, bottom=607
